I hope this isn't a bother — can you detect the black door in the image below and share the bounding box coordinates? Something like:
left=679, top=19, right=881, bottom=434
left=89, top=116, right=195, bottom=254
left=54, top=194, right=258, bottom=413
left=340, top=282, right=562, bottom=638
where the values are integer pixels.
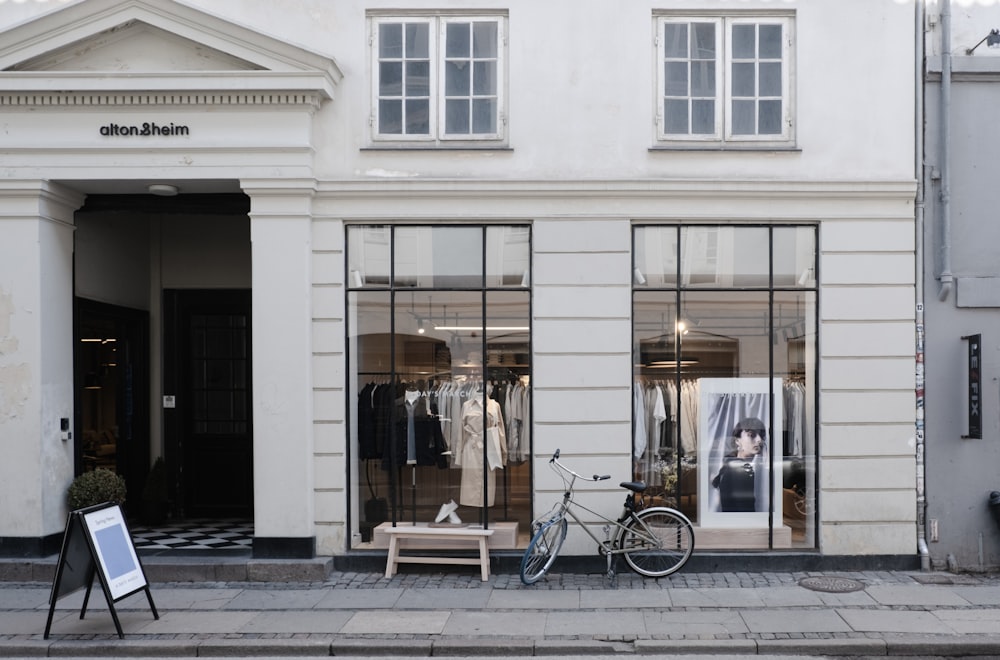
left=164, top=290, right=252, bottom=518
left=74, top=299, right=150, bottom=516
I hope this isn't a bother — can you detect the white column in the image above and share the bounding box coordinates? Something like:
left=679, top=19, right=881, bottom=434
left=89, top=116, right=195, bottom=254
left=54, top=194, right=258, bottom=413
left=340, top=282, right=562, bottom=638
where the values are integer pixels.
left=0, top=181, right=83, bottom=550
left=245, top=182, right=316, bottom=557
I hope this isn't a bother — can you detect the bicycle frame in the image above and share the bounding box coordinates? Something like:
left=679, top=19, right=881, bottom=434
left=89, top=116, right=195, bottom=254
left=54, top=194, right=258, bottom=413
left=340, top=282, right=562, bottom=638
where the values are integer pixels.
left=537, top=454, right=662, bottom=556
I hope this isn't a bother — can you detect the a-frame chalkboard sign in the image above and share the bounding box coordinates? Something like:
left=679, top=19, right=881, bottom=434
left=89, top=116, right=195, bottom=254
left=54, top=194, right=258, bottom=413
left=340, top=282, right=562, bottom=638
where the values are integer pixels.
left=44, top=501, right=158, bottom=639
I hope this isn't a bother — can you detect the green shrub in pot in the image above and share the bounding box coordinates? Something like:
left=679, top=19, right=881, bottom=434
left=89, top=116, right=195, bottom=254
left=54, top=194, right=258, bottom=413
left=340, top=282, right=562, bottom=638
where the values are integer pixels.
left=67, top=468, right=127, bottom=510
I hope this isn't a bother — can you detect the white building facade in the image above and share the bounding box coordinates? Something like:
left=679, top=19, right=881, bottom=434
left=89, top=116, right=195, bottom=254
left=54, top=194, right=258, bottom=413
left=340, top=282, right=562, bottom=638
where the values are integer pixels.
left=0, top=0, right=919, bottom=568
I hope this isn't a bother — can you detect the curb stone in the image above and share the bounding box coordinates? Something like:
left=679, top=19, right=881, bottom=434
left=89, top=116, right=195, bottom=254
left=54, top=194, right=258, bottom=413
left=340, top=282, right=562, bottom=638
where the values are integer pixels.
left=755, top=637, right=888, bottom=656
left=196, top=638, right=333, bottom=656
left=329, top=638, right=434, bottom=656
left=430, top=638, right=534, bottom=656
left=533, top=639, right=633, bottom=655
left=46, top=639, right=199, bottom=656
left=633, top=638, right=757, bottom=655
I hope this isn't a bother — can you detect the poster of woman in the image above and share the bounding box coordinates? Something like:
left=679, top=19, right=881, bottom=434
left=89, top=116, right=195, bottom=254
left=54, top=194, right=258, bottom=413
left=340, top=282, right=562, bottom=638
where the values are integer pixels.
left=698, top=378, right=783, bottom=528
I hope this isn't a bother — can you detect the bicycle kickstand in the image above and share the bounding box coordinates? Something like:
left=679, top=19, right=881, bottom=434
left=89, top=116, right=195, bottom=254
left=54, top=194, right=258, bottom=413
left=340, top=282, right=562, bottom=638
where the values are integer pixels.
left=605, top=549, right=618, bottom=587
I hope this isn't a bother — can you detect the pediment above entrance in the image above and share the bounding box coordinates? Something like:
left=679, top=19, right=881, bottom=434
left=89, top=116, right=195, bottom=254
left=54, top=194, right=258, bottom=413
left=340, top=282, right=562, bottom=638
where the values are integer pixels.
left=0, top=0, right=341, bottom=107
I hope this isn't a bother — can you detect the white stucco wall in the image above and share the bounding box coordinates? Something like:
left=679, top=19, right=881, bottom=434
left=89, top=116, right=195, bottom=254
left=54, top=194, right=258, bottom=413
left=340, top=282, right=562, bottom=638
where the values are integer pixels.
left=0, top=0, right=919, bottom=559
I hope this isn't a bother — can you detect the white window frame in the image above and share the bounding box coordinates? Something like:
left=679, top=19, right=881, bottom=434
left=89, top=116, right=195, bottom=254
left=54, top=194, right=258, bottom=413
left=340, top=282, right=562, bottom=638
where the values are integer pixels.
left=370, top=14, right=507, bottom=145
left=655, top=15, right=793, bottom=146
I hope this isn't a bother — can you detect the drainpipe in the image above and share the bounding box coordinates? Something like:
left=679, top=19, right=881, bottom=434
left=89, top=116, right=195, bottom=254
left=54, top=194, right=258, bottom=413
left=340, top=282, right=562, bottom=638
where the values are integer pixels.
left=938, top=0, right=954, bottom=302
left=915, top=0, right=930, bottom=571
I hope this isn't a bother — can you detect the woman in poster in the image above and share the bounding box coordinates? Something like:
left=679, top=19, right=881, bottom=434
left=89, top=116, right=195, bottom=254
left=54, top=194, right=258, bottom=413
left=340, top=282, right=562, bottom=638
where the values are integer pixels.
left=711, top=417, right=767, bottom=512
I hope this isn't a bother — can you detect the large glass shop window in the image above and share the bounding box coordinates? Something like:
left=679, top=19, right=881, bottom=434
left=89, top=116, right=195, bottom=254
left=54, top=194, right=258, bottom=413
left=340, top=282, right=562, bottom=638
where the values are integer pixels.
left=347, top=225, right=531, bottom=549
left=633, top=226, right=817, bottom=549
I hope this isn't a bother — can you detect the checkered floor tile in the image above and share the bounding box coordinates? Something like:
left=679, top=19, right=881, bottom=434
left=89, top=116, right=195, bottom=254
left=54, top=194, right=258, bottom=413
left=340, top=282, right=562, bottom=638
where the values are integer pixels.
left=129, top=519, right=253, bottom=553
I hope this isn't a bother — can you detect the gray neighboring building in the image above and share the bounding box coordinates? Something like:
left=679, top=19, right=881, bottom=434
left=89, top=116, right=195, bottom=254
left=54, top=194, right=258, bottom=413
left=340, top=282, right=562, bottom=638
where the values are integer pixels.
left=923, top=1, right=1000, bottom=571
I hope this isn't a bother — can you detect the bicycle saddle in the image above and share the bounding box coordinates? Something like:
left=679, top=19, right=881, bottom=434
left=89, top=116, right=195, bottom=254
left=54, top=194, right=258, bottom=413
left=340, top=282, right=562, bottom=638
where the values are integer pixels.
left=619, top=481, right=647, bottom=493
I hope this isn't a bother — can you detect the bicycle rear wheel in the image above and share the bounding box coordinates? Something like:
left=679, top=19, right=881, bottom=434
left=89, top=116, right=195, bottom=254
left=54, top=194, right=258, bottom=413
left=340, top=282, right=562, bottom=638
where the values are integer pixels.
left=519, top=516, right=568, bottom=584
left=620, top=507, right=694, bottom=577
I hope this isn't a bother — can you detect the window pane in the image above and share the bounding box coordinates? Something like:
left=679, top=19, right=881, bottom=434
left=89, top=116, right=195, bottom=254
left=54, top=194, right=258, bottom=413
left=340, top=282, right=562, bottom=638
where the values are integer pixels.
left=486, top=226, right=530, bottom=287
left=406, top=61, right=430, bottom=96
left=759, top=62, right=782, bottom=97
left=665, top=62, right=689, bottom=96
left=378, top=100, right=402, bottom=134
left=405, top=99, right=429, bottom=134
left=663, top=99, right=689, bottom=135
left=347, top=226, right=391, bottom=287
left=729, top=227, right=770, bottom=286
left=732, top=24, right=756, bottom=58
left=732, top=99, right=755, bottom=135
left=681, top=226, right=769, bottom=287
left=394, top=226, right=483, bottom=288
left=691, top=61, right=715, bottom=97
left=692, top=99, right=715, bottom=134
left=473, top=22, right=498, bottom=57
left=446, top=22, right=470, bottom=58
left=759, top=24, right=783, bottom=59
left=446, top=99, right=470, bottom=134
left=663, top=22, right=688, bottom=58
left=405, top=23, right=429, bottom=58
left=445, top=61, right=470, bottom=96
left=634, top=226, right=678, bottom=287
left=664, top=99, right=689, bottom=134
left=472, top=98, right=496, bottom=133
left=732, top=62, right=756, bottom=97
left=379, top=62, right=402, bottom=96
left=758, top=100, right=783, bottom=134
left=692, top=23, right=716, bottom=58
left=473, top=61, right=497, bottom=95
left=379, top=23, right=402, bottom=58
left=772, top=226, right=816, bottom=287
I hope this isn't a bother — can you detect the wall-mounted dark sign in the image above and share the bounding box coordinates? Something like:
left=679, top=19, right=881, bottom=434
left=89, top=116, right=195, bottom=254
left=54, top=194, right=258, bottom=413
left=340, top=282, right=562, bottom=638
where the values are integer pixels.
left=100, top=122, right=189, bottom=137
left=962, top=334, right=982, bottom=439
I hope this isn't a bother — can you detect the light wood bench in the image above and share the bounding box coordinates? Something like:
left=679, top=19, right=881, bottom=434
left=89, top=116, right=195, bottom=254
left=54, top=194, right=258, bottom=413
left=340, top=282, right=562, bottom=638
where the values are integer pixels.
left=383, top=525, right=495, bottom=581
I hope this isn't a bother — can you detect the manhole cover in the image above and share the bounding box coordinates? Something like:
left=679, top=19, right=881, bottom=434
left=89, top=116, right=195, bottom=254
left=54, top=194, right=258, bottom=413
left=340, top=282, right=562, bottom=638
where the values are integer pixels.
left=798, top=576, right=866, bottom=593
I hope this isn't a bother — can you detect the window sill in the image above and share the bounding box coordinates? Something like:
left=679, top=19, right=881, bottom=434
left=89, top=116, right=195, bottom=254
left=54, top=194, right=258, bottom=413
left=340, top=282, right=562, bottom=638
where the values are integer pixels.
left=649, top=145, right=801, bottom=153
left=362, top=146, right=514, bottom=152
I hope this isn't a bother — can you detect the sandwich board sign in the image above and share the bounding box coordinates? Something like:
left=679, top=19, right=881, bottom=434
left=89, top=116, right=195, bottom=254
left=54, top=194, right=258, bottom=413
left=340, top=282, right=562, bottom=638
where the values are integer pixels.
left=44, top=502, right=158, bottom=639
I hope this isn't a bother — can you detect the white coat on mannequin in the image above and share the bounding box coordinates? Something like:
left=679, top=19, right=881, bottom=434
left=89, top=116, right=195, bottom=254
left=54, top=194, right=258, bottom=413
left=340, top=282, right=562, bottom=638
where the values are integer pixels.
left=456, top=395, right=507, bottom=507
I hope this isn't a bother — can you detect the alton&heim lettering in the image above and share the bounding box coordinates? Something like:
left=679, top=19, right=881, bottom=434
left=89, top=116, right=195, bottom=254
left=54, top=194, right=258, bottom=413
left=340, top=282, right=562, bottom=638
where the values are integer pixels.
left=99, top=122, right=190, bottom=137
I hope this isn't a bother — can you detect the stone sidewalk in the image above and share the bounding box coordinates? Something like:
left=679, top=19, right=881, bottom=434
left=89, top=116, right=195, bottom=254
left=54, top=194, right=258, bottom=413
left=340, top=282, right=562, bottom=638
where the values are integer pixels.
left=3, top=567, right=1000, bottom=656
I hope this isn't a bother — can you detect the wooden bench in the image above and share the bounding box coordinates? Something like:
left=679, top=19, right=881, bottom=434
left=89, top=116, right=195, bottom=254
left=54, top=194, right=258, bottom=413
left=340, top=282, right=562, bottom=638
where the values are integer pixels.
left=383, top=525, right=495, bottom=581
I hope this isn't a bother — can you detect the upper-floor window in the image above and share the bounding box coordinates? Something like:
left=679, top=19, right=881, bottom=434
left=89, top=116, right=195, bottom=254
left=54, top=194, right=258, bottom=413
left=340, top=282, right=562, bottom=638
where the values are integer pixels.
left=656, top=15, right=793, bottom=146
left=370, top=14, right=506, bottom=145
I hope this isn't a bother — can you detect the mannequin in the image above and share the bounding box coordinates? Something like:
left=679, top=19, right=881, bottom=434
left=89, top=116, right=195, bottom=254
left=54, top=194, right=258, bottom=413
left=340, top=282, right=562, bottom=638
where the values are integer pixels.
left=456, top=389, right=507, bottom=508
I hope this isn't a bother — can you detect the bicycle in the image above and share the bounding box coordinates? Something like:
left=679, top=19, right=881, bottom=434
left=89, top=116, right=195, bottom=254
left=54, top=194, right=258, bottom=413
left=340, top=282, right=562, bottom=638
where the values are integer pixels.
left=520, top=449, right=695, bottom=585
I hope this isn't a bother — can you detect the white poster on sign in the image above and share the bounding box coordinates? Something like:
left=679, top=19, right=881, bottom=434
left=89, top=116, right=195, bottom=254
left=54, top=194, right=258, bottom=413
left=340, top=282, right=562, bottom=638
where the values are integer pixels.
left=82, top=504, right=146, bottom=601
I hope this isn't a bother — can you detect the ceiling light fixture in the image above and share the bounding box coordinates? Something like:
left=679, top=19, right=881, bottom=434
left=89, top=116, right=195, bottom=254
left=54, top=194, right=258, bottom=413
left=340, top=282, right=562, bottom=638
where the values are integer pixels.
left=147, top=184, right=179, bottom=196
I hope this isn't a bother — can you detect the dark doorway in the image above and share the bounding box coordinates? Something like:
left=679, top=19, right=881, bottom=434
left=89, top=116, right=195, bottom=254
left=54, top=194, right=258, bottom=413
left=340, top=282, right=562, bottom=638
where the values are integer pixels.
left=74, top=299, right=150, bottom=516
left=164, top=289, right=253, bottom=518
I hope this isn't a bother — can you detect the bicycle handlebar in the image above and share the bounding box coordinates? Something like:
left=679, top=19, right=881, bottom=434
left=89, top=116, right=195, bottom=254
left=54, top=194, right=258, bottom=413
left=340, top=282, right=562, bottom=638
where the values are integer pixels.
left=550, top=448, right=611, bottom=482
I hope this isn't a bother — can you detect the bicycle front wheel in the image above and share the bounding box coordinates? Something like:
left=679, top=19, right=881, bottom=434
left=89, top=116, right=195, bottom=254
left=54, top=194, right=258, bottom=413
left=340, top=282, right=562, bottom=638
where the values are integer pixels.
left=519, top=516, right=567, bottom=585
left=620, top=507, right=694, bottom=577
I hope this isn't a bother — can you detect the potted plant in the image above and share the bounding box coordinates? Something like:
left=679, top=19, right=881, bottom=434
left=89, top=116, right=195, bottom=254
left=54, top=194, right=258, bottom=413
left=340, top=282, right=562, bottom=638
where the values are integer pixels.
left=141, top=457, right=169, bottom=525
left=66, top=468, right=127, bottom=510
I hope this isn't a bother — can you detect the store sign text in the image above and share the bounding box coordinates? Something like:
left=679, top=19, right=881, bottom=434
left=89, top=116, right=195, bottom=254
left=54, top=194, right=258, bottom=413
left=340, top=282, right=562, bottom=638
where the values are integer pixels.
left=99, top=122, right=190, bottom=137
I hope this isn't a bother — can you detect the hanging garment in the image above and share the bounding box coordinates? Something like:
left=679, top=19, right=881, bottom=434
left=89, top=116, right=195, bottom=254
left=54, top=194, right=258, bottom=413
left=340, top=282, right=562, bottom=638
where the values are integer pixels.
left=382, top=394, right=449, bottom=470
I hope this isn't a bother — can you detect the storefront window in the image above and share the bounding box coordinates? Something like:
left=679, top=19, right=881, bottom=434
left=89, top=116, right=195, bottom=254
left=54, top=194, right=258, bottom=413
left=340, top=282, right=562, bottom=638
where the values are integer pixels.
left=347, top=225, right=531, bottom=550
left=633, top=225, right=816, bottom=549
